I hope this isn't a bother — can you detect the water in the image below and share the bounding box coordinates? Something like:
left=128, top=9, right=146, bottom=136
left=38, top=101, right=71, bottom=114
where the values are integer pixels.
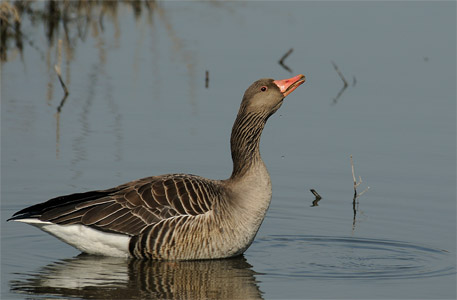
left=2, top=1, right=456, bottom=299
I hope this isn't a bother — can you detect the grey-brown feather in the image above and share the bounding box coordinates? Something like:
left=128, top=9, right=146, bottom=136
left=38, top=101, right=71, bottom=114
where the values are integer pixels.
left=31, top=174, right=222, bottom=250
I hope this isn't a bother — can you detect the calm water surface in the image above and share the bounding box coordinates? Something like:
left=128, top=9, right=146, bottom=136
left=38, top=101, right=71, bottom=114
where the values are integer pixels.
left=2, top=1, right=456, bottom=299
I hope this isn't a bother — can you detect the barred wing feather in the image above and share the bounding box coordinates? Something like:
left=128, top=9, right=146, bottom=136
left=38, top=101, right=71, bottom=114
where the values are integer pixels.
left=9, top=174, right=218, bottom=237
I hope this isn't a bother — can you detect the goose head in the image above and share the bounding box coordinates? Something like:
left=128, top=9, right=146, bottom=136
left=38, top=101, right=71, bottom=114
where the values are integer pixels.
left=239, top=74, right=305, bottom=117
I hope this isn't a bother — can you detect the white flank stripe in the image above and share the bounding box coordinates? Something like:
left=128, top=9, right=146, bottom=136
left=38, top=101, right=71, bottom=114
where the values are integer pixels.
left=13, top=219, right=131, bottom=257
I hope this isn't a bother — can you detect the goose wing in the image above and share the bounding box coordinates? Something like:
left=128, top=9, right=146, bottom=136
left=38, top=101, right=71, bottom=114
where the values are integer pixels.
left=9, top=174, right=219, bottom=236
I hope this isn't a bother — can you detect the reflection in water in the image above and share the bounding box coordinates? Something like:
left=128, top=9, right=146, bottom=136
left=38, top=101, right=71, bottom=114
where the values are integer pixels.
left=350, top=155, right=370, bottom=232
left=70, top=63, right=99, bottom=180
left=154, top=4, right=198, bottom=118
left=3, top=1, right=199, bottom=166
left=352, top=197, right=358, bottom=232
left=0, top=1, right=22, bottom=61
left=10, top=254, right=263, bottom=299
left=55, top=91, right=68, bottom=158
left=1, top=1, right=155, bottom=62
left=54, top=38, right=69, bottom=158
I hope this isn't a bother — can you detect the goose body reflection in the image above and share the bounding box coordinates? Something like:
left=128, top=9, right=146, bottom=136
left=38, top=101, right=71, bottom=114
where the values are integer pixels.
left=10, top=255, right=263, bottom=299
left=8, top=75, right=305, bottom=260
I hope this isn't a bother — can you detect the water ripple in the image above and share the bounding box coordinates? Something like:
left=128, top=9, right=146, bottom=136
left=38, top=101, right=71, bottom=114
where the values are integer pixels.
left=253, top=235, right=455, bottom=280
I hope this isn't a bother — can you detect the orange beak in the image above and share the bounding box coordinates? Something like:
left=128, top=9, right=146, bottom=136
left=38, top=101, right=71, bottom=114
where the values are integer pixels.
left=273, top=74, right=306, bottom=97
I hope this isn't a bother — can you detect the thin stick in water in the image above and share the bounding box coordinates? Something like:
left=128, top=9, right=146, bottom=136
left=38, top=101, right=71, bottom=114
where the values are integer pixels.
left=332, top=61, right=348, bottom=87
left=331, top=61, right=349, bottom=105
left=310, top=189, right=322, bottom=207
left=279, top=48, right=293, bottom=73
left=310, top=189, right=322, bottom=199
left=350, top=155, right=370, bottom=200
left=54, top=39, right=69, bottom=96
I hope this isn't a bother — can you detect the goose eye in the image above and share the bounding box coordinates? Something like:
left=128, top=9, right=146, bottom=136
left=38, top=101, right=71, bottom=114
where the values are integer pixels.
left=260, top=86, right=267, bottom=92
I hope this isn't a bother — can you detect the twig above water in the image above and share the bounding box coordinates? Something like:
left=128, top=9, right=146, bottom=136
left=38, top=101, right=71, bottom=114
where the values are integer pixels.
left=331, top=61, right=348, bottom=105
left=310, top=189, right=322, bottom=207
left=350, top=155, right=370, bottom=200
left=350, top=155, right=370, bottom=232
left=278, top=48, right=293, bottom=73
left=332, top=61, right=348, bottom=87
left=205, top=70, right=209, bottom=89
left=310, top=189, right=322, bottom=200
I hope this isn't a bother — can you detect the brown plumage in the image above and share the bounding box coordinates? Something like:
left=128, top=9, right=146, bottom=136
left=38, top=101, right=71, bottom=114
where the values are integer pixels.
left=9, top=74, right=305, bottom=260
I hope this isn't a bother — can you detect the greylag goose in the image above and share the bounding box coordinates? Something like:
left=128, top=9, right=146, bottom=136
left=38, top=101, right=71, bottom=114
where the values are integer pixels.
left=8, top=74, right=305, bottom=260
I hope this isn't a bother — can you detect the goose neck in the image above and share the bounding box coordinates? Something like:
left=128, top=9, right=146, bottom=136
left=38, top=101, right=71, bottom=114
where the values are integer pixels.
left=229, top=111, right=268, bottom=180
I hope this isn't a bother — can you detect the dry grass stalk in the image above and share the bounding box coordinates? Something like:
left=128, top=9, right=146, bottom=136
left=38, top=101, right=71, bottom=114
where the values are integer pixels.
left=350, top=155, right=370, bottom=200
